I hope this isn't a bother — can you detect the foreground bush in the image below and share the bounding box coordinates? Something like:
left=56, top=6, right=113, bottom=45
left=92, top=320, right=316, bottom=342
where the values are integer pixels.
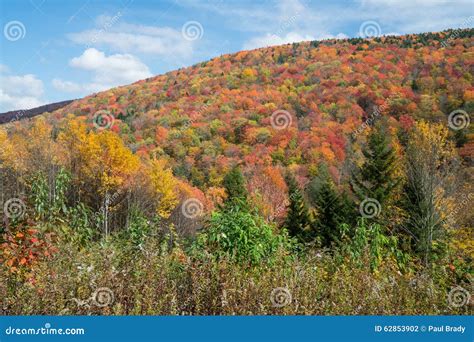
left=0, top=230, right=469, bottom=316
left=192, top=204, right=293, bottom=265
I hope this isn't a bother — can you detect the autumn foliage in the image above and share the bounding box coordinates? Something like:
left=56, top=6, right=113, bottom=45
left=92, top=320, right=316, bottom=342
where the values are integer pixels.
left=0, top=29, right=472, bottom=315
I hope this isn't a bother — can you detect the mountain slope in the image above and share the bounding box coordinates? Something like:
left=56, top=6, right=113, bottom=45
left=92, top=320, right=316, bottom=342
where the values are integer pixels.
left=26, top=29, right=474, bottom=192
left=0, top=100, right=74, bottom=124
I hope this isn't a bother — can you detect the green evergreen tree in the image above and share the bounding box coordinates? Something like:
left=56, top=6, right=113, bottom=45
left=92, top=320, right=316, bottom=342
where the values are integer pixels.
left=400, top=121, right=459, bottom=265
left=453, top=129, right=468, bottom=148
left=284, top=172, right=315, bottom=242
left=351, top=121, right=400, bottom=212
left=277, top=53, right=285, bottom=64
left=222, top=165, right=248, bottom=208
left=195, top=166, right=290, bottom=265
left=307, top=165, right=353, bottom=247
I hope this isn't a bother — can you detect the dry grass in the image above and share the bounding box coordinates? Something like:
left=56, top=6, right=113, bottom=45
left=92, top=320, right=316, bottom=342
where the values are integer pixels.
left=1, top=236, right=469, bottom=316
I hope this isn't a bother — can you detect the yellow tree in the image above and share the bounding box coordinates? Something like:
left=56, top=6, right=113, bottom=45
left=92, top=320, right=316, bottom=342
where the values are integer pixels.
left=0, top=117, right=59, bottom=176
left=0, top=127, right=16, bottom=171
left=58, top=117, right=140, bottom=235
left=0, top=127, right=15, bottom=207
left=57, top=115, right=88, bottom=176
left=147, top=159, right=179, bottom=219
left=93, top=131, right=140, bottom=235
left=0, top=118, right=62, bottom=213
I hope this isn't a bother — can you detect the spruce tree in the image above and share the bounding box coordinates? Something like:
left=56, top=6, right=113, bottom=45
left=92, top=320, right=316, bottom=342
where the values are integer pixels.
left=284, top=172, right=315, bottom=242
left=307, top=165, right=353, bottom=246
left=351, top=121, right=400, bottom=209
left=222, top=165, right=248, bottom=209
left=277, top=53, right=285, bottom=64
left=401, top=121, right=459, bottom=265
left=200, top=168, right=285, bottom=265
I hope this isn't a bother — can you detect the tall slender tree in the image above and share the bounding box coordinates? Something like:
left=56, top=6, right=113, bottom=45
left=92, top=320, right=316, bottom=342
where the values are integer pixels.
left=401, top=121, right=459, bottom=265
left=222, top=165, right=248, bottom=209
left=284, top=172, right=315, bottom=242
left=351, top=121, right=401, bottom=216
left=308, top=165, right=353, bottom=246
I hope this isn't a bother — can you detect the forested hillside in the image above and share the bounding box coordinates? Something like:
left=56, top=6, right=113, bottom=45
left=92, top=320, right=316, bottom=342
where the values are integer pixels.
left=0, top=29, right=472, bottom=315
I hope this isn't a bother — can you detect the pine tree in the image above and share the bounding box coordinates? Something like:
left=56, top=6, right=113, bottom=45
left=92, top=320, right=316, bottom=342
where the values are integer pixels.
left=277, top=54, right=285, bottom=64
left=401, top=121, right=459, bottom=265
left=351, top=121, right=400, bottom=211
left=284, top=172, right=315, bottom=242
left=222, top=165, right=248, bottom=208
left=307, top=165, right=353, bottom=246
left=199, top=168, right=286, bottom=264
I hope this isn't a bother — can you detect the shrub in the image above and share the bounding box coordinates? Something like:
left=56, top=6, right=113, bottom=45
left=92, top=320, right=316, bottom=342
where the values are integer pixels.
left=193, top=203, right=291, bottom=265
left=0, top=221, right=57, bottom=278
left=338, top=219, right=410, bottom=272
left=119, top=207, right=153, bottom=248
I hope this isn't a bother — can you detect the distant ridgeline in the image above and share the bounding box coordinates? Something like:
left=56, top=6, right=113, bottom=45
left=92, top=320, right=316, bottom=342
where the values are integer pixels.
left=0, top=100, right=74, bottom=125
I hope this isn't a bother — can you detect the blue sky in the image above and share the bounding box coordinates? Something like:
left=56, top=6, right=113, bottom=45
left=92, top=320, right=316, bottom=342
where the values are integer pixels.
left=0, top=0, right=473, bottom=112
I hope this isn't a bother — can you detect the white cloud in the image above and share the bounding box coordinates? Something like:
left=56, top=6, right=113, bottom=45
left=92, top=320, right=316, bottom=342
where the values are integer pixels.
left=240, top=0, right=351, bottom=49
left=0, top=64, right=10, bottom=73
left=192, top=0, right=473, bottom=49
left=243, top=31, right=350, bottom=50
left=69, top=48, right=152, bottom=84
left=68, top=17, right=194, bottom=59
left=356, top=0, right=474, bottom=34
left=0, top=69, right=45, bottom=112
left=243, top=32, right=315, bottom=50
left=51, top=79, right=83, bottom=93
left=53, top=48, right=152, bottom=94
left=181, top=0, right=273, bottom=32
